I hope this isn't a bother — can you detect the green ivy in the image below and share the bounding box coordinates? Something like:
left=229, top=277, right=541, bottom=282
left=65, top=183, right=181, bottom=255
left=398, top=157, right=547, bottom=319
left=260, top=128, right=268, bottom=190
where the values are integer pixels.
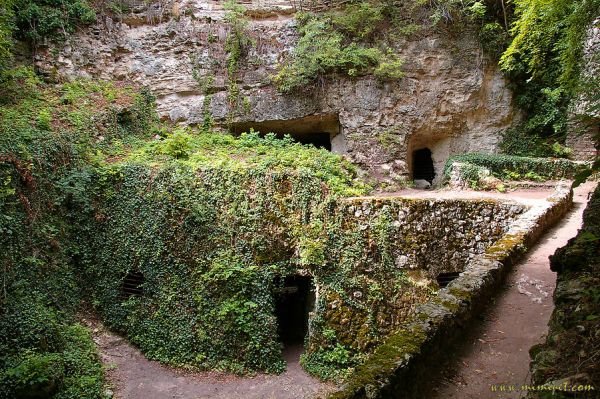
left=444, top=152, right=588, bottom=183
left=499, top=0, right=600, bottom=152
left=0, top=78, right=156, bottom=397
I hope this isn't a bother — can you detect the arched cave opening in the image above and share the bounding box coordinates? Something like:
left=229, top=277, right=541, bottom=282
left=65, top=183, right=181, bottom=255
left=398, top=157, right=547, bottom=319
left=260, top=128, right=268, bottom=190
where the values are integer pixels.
left=119, top=270, right=144, bottom=299
left=412, top=148, right=435, bottom=183
left=274, top=275, right=315, bottom=346
left=230, top=114, right=343, bottom=152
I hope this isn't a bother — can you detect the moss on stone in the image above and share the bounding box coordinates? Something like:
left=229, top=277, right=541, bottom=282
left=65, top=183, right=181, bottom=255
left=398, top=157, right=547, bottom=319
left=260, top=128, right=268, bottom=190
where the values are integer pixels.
left=484, top=233, right=527, bottom=260
left=328, top=324, right=428, bottom=399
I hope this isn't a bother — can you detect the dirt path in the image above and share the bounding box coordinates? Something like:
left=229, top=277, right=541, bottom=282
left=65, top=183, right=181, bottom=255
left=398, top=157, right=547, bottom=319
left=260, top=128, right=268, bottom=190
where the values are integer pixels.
left=89, top=321, right=334, bottom=399
left=426, top=181, right=597, bottom=399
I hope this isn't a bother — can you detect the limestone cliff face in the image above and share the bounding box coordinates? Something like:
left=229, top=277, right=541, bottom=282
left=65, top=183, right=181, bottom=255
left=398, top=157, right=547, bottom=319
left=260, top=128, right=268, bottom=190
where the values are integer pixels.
left=566, top=17, right=599, bottom=161
left=35, top=0, right=518, bottom=185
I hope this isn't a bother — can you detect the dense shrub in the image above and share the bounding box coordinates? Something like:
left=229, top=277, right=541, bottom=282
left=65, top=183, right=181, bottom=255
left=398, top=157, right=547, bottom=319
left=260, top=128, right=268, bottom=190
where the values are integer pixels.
left=499, top=0, right=600, bottom=153
left=0, top=79, right=156, bottom=397
left=274, top=5, right=404, bottom=92
left=443, top=153, right=588, bottom=183
left=12, top=0, right=95, bottom=44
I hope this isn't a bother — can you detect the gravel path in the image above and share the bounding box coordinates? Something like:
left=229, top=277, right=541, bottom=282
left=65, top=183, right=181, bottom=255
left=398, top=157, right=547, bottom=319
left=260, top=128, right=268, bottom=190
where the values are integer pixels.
left=425, top=181, right=597, bottom=399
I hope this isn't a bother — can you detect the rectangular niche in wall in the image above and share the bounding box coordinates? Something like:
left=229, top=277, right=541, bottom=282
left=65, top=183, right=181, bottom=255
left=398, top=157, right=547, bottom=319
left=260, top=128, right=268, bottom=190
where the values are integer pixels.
left=119, top=270, right=144, bottom=300
left=274, top=275, right=315, bottom=346
left=229, top=114, right=345, bottom=152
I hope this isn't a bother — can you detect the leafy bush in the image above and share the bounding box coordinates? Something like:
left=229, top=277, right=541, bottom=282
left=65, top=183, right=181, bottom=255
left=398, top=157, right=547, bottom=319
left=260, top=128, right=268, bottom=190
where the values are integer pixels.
left=499, top=0, right=600, bottom=147
left=274, top=8, right=403, bottom=92
left=12, top=0, right=96, bottom=44
left=160, top=128, right=192, bottom=159
left=331, top=2, right=384, bottom=40
left=444, top=153, right=588, bottom=183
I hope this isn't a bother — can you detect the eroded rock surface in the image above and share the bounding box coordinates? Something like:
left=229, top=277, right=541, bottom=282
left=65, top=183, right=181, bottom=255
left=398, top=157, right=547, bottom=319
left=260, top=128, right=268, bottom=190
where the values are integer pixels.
left=35, top=0, right=518, bottom=184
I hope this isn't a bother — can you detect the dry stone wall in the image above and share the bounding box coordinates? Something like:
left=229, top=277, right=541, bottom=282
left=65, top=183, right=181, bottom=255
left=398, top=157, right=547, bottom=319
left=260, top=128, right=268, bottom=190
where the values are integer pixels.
left=328, top=182, right=573, bottom=399
left=335, top=197, right=525, bottom=277
left=314, top=196, right=526, bottom=353
left=35, top=0, right=518, bottom=185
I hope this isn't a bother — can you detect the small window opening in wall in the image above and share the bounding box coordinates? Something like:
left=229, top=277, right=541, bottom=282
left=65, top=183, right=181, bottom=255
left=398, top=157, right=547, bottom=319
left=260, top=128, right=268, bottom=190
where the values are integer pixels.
left=436, top=272, right=461, bottom=288
left=412, top=148, right=435, bottom=183
left=274, top=275, right=315, bottom=346
left=120, top=270, right=144, bottom=299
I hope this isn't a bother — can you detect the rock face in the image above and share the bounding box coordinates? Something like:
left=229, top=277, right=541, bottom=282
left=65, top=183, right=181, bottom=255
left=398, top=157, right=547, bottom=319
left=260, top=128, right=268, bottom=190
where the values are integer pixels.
left=566, top=17, right=599, bottom=161
left=35, top=0, right=518, bottom=184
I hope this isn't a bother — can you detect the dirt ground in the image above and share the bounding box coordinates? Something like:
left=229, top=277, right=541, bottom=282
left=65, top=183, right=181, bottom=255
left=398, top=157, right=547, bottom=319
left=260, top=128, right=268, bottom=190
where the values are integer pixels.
left=88, top=182, right=594, bottom=399
left=425, top=181, right=597, bottom=399
left=87, top=319, right=334, bottom=399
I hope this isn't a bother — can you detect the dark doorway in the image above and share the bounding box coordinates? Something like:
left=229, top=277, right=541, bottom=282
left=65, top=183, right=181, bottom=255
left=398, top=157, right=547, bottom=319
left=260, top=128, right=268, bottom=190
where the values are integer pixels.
left=412, top=148, right=435, bottom=183
left=274, top=275, right=315, bottom=345
left=286, top=132, right=332, bottom=150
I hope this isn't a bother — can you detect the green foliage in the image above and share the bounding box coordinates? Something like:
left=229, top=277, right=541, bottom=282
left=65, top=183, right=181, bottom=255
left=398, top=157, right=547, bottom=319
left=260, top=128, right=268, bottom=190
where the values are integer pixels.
left=11, top=0, right=96, bottom=44
left=274, top=8, right=402, bottom=92
left=0, top=66, right=41, bottom=104
left=223, top=0, right=252, bottom=122
left=331, top=2, right=383, bottom=40
left=373, top=51, right=404, bottom=80
left=275, top=0, right=513, bottom=92
left=444, top=153, right=588, bottom=183
left=499, top=0, right=600, bottom=150
left=0, top=76, right=435, bottom=384
left=500, top=125, right=575, bottom=159
left=160, top=128, right=192, bottom=159
left=0, top=0, right=15, bottom=70
left=479, top=22, right=510, bottom=59
left=0, top=79, right=156, bottom=397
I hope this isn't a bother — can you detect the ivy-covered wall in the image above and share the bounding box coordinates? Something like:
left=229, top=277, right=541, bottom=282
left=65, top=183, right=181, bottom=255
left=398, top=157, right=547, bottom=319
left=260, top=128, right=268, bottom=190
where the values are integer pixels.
left=0, top=78, right=156, bottom=398
left=75, top=153, right=526, bottom=379
left=0, top=77, right=529, bottom=395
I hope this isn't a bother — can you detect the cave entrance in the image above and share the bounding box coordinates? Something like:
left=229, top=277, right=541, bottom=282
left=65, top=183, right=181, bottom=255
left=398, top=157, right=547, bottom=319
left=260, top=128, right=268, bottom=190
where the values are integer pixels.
left=230, top=114, right=344, bottom=152
left=274, top=275, right=315, bottom=345
left=286, top=132, right=331, bottom=150
left=412, top=148, right=435, bottom=183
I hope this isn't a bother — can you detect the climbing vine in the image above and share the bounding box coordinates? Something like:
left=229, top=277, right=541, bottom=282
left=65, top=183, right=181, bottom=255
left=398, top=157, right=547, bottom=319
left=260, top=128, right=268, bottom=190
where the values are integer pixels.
left=498, top=0, right=600, bottom=155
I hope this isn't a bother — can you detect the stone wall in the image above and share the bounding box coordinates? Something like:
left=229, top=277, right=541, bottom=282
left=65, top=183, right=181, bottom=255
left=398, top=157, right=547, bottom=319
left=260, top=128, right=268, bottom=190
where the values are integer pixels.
left=335, top=196, right=525, bottom=277
left=312, top=195, right=526, bottom=354
left=34, top=0, right=518, bottom=185
left=328, top=182, right=573, bottom=399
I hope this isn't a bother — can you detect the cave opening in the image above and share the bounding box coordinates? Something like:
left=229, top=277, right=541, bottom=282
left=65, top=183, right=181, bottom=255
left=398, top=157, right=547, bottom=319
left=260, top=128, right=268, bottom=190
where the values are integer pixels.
left=274, top=275, right=315, bottom=346
left=412, top=147, right=435, bottom=183
left=229, top=114, right=343, bottom=152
